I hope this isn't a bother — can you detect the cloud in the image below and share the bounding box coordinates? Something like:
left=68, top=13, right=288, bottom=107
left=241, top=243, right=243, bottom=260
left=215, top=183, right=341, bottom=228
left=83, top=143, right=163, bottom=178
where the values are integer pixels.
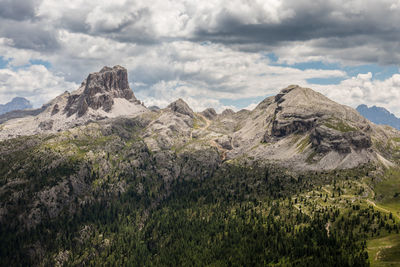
left=313, top=72, right=400, bottom=116
left=0, top=65, right=77, bottom=107
left=0, top=0, right=40, bottom=21
left=0, top=19, right=60, bottom=51
left=0, top=0, right=400, bottom=116
left=131, top=41, right=346, bottom=111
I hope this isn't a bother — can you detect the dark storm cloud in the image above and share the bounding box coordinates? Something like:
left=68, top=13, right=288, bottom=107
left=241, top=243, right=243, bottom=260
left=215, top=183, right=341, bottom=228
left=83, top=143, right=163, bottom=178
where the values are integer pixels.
left=54, top=5, right=159, bottom=45
left=0, top=0, right=39, bottom=21
left=191, top=1, right=400, bottom=64
left=0, top=19, right=59, bottom=51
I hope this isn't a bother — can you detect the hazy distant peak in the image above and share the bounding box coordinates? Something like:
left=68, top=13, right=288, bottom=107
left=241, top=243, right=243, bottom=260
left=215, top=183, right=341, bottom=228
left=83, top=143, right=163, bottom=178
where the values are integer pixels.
left=357, top=104, right=400, bottom=130
left=0, top=97, right=32, bottom=115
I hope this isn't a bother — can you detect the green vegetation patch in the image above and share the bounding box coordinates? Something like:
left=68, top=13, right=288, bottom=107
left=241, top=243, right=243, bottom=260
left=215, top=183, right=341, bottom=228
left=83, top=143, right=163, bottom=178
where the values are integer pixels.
left=324, top=119, right=357, bottom=132
left=373, top=168, right=400, bottom=221
left=368, top=234, right=400, bottom=266
left=297, top=135, right=310, bottom=153
left=193, top=115, right=206, bottom=129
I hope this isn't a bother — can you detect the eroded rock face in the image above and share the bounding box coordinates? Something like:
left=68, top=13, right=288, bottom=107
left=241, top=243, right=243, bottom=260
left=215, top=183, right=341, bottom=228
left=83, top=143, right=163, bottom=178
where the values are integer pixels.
left=215, top=135, right=233, bottom=150
left=201, top=108, right=217, bottom=120
left=311, top=126, right=372, bottom=154
left=261, top=85, right=373, bottom=155
left=221, top=109, right=235, bottom=117
left=271, top=117, right=317, bottom=137
left=64, top=66, right=137, bottom=117
left=38, top=120, right=54, bottom=131
left=167, top=99, right=194, bottom=118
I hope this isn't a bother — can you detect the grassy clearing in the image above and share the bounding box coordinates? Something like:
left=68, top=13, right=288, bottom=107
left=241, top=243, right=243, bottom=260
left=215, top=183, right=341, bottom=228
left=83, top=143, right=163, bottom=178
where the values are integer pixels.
left=374, top=168, right=400, bottom=220
left=367, top=234, right=400, bottom=266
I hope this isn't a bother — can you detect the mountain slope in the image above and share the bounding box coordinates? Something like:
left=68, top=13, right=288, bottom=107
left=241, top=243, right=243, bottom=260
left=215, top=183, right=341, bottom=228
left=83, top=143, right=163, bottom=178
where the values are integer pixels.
left=0, top=66, right=146, bottom=139
left=1, top=67, right=400, bottom=266
left=357, top=104, right=400, bottom=130
left=0, top=97, right=32, bottom=115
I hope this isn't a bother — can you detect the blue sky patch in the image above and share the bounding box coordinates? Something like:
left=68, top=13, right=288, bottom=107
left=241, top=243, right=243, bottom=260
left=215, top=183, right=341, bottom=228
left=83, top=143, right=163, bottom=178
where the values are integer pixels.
left=307, top=77, right=346, bottom=85
left=0, top=56, right=10, bottom=69
left=264, top=53, right=399, bottom=82
left=220, top=95, right=271, bottom=110
left=29, top=59, right=52, bottom=69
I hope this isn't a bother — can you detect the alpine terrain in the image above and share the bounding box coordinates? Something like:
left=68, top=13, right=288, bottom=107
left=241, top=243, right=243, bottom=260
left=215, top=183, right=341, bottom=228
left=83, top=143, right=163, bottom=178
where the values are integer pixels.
left=1, top=66, right=399, bottom=266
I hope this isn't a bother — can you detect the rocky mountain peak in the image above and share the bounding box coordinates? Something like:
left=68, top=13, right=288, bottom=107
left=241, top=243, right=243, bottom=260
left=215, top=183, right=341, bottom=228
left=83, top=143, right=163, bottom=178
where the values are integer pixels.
left=64, top=65, right=137, bottom=117
left=0, top=97, right=32, bottom=115
left=167, top=98, right=194, bottom=118
left=201, top=108, right=217, bottom=120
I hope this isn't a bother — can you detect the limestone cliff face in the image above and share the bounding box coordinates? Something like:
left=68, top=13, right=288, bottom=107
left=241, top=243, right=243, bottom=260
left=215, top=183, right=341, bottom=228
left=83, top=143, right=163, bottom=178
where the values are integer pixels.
left=263, top=85, right=373, bottom=154
left=65, top=65, right=138, bottom=117
left=0, top=66, right=146, bottom=139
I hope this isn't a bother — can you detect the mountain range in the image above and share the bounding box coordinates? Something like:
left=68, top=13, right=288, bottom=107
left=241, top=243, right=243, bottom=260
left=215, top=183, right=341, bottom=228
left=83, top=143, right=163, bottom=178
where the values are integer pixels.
left=357, top=104, right=400, bottom=130
left=1, top=66, right=399, bottom=266
left=0, top=97, right=32, bottom=115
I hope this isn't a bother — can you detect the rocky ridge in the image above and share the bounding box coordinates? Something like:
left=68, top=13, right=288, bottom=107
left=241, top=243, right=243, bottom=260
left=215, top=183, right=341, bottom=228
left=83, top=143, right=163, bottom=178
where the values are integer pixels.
left=0, top=66, right=146, bottom=139
left=1, top=68, right=400, bottom=171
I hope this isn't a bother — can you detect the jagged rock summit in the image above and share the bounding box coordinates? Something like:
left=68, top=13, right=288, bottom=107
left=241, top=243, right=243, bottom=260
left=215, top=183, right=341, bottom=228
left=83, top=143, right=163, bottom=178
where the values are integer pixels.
left=0, top=66, right=147, bottom=139
left=167, top=98, right=194, bottom=118
left=64, top=65, right=139, bottom=117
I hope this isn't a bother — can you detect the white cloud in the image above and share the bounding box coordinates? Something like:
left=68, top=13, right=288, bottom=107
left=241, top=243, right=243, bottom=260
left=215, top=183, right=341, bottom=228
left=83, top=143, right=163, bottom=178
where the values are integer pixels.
left=312, top=72, right=400, bottom=116
left=1, top=0, right=400, bottom=116
left=0, top=65, right=77, bottom=107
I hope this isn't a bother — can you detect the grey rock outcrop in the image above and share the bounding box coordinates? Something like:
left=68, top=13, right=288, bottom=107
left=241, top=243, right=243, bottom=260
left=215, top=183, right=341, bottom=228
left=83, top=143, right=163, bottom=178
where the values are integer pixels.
left=64, top=65, right=137, bottom=117
left=167, top=99, right=194, bottom=118
left=263, top=85, right=371, bottom=154
left=221, top=109, right=235, bottom=116
left=38, top=120, right=54, bottom=131
left=201, top=108, right=217, bottom=120
left=311, top=125, right=372, bottom=154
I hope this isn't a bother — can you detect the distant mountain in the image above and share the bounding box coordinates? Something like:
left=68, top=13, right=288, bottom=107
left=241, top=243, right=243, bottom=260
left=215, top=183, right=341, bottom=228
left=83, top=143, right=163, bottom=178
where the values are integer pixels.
left=356, top=104, right=400, bottom=130
left=0, top=97, right=32, bottom=115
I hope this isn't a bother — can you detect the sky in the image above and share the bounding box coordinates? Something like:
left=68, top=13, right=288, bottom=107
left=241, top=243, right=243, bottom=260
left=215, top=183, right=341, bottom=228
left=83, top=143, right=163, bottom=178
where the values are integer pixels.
left=1, top=0, right=400, bottom=115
